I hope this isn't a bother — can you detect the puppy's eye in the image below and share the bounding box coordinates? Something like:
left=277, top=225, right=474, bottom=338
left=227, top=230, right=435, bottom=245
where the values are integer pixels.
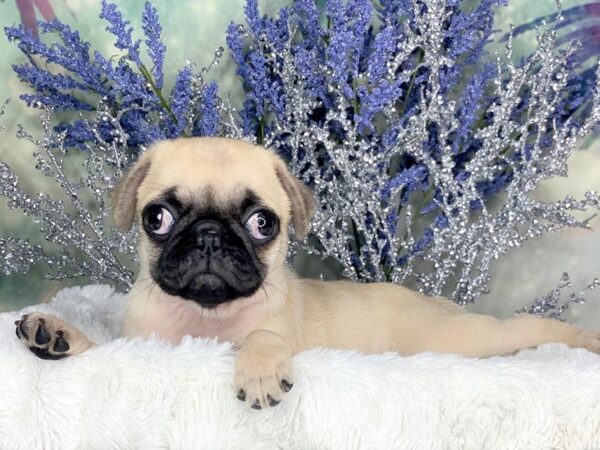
left=143, top=205, right=175, bottom=236
left=245, top=210, right=278, bottom=241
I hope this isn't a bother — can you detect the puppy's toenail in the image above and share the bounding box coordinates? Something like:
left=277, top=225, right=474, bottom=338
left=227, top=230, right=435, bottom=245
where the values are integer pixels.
left=251, top=399, right=262, bottom=410
left=281, top=379, right=293, bottom=392
left=18, top=320, right=29, bottom=340
left=267, top=395, right=280, bottom=407
left=237, top=389, right=246, bottom=401
left=53, top=333, right=70, bottom=353
left=35, top=321, right=51, bottom=345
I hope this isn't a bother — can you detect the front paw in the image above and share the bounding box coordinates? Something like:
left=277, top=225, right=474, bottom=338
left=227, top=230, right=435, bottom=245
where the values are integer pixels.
left=15, top=312, right=92, bottom=359
left=234, top=334, right=294, bottom=409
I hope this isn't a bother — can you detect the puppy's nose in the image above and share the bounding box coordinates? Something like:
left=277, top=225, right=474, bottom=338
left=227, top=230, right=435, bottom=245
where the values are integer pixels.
left=194, top=220, right=223, bottom=255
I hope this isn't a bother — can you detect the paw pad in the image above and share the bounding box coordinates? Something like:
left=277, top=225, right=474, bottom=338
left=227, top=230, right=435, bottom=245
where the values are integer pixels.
left=34, top=319, right=51, bottom=345
left=14, top=313, right=74, bottom=360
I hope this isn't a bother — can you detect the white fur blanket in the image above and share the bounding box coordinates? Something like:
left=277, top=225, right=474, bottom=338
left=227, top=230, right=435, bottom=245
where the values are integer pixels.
left=1, top=285, right=600, bottom=449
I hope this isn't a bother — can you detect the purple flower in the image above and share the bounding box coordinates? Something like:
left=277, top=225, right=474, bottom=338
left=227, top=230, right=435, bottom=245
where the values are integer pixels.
left=99, top=0, right=141, bottom=66
left=142, top=2, right=166, bottom=89
left=367, top=26, right=397, bottom=84
left=12, top=64, right=86, bottom=93
left=377, top=0, right=414, bottom=25
left=6, top=21, right=108, bottom=97
left=194, top=81, right=221, bottom=137
left=382, top=165, right=428, bottom=200
left=325, top=0, right=372, bottom=98
left=167, top=66, right=193, bottom=137
left=356, top=79, right=404, bottom=134
left=293, top=46, right=329, bottom=104
left=226, top=5, right=289, bottom=137
left=20, top=91, right=93, bottom=111
left=452, top=64, right=495, bottom=154
left=243, top=0, right=261, bottom=32
left=440, top=0, right=507, bottom=92
left=292, top=0, right=323, bottom=43
left=7, top=1, right=224, bottom=149
left=121, top=109, right=166, bottom=147
left=290, top=1, right=328, bottom=104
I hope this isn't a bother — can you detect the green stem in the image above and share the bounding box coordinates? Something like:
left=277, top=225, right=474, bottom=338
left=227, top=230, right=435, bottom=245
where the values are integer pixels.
left=353, top=78, right=359, bottom=115
left=258, top=117, right=265, bottom=145
left=323, top=15, right=331, bottom=45
left=398, top=48, right=424, bottom=118
left=383, top=265, right=392, bottom=282
left=418, top=185, right=436, bottom=213
left=139, top=64, right=178, bottom=125
left=349, top=218, right=363, bottom=279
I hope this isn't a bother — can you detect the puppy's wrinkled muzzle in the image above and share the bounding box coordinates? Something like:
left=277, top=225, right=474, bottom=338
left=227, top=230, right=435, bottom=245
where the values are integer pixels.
left=152, top=219, right=264, bottom=308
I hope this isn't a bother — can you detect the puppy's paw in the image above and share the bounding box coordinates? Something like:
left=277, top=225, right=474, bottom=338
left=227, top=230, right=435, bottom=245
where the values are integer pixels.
left=234, top=331, right=294, bottom=409
left=15, top=313, right=93, bottom=360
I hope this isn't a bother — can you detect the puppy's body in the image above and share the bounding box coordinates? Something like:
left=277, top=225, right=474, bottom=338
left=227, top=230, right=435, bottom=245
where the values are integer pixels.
left=125, top=269, right=594, bottom=358
left=15, top=137, right=600, bottom=409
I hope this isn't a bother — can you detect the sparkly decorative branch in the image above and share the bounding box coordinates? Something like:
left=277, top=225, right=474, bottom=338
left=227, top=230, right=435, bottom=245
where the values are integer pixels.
left=1, top=106, right=137, bottom=289
left=518, top=273, right=600, bottom=321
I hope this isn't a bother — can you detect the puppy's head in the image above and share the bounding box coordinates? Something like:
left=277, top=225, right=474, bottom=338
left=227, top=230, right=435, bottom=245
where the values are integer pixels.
left=112, top=137, right=314, bottom=308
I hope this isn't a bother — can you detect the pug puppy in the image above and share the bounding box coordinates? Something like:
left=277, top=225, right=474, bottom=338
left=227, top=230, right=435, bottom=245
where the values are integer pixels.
left=15, top=137, right=600, bottom=409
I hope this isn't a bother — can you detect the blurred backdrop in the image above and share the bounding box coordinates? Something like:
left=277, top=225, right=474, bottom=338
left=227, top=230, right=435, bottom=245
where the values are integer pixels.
left=0, top=0, right=599, bottom=328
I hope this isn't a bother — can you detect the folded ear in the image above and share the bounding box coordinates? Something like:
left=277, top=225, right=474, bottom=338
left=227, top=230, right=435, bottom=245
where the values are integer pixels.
left=274, top=161, right=316, bottom=239
left=111, top=155, right=152, bottom=230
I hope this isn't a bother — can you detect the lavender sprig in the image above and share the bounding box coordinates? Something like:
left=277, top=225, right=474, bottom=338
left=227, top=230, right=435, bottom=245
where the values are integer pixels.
left=5, top=1, right=224, bottom=148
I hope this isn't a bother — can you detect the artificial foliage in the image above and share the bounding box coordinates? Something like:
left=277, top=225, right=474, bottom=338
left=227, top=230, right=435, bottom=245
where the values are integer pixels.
left=5, top=1, right=225, bottom=147
left=1, top=0, right=600, bottom=318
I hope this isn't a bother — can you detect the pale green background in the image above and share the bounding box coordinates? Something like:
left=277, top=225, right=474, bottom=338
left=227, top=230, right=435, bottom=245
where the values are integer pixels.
left=0, top=0, right=599, bottom=327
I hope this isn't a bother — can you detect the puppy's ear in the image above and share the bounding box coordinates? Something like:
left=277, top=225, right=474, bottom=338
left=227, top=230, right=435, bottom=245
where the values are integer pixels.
left=111, top=155, right=152, bottom=230
left=275, top=162, right=316, bottom=239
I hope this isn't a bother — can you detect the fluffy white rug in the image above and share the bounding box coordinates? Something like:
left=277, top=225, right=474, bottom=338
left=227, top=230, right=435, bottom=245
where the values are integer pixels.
left=1, top=285, right=600, bottom=449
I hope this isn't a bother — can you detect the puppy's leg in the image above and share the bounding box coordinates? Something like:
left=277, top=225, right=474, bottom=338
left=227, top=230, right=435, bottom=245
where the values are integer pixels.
left=234, top=330, right=294, bottom=409
left=500, top=314, right=600, bottom=354
left=15, top=313, right=94, bottom=360
left=424, top=313, right=600, bottom=358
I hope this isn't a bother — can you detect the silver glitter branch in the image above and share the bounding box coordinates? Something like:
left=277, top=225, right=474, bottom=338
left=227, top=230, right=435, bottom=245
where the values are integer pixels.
left=518, top=273, right=600, bottom=320
left=1, top=106, right=138, bottom=289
